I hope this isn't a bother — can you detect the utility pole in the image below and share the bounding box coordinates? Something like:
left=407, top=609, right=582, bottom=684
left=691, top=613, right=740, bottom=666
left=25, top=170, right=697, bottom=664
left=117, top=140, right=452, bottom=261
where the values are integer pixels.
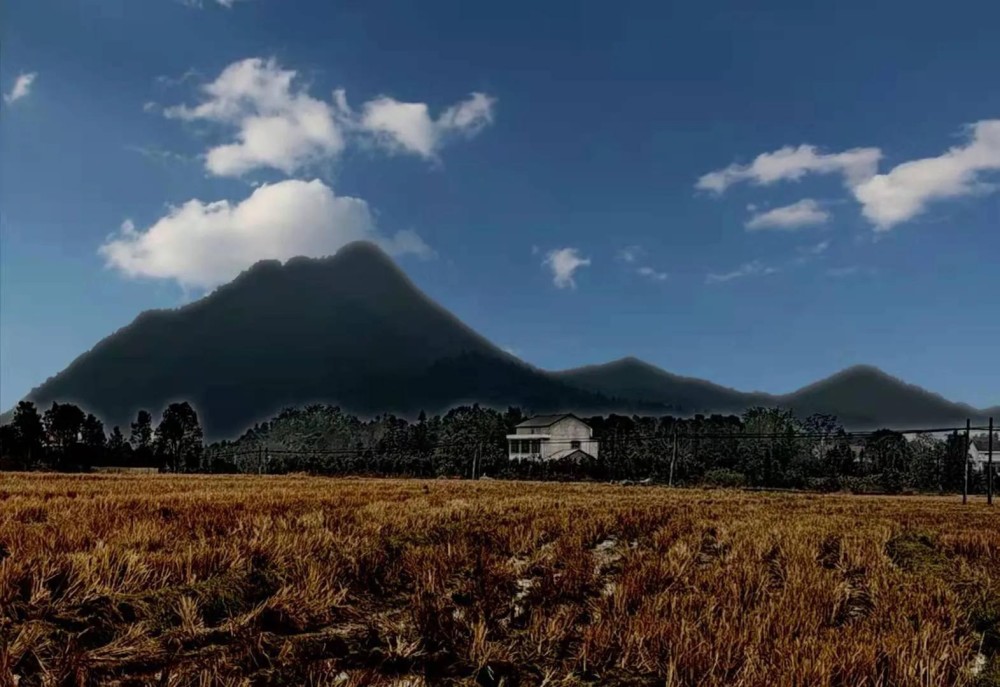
left=669, top=426, right=678, bottom=487
left=988, top=417, right=994, bottom=506
left=963, top=419, right=970, bottom=504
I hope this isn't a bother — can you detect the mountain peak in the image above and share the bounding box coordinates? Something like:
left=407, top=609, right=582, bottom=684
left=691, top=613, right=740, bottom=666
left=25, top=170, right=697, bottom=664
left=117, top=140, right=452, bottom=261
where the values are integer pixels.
left=332, top=240, right=393, bottom=262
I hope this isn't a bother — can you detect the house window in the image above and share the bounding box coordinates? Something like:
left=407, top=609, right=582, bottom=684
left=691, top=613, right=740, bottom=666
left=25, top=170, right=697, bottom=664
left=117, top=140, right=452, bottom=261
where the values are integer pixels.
left=571, top=440, right=581, bottom=449
left=531, top=440, right=541, bottom=454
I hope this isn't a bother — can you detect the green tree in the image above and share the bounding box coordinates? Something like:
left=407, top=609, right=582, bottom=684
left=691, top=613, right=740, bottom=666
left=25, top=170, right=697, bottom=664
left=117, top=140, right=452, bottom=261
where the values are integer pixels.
left=907, top=434, right=944, bottom=492
left=12, top=401, right=45, bottom=469
left=740, top=407, right=800, bottom=486
left=107, top=425, right=132, bottom=466
left=864, top=430, right=912, bottom=492
left=130, top=410, right=154, bottom=466
left=80, top=413, right=107, bottom=470
left=43, top=402, right=86, bottom=469
left=155, top=402, right=203, bottom=472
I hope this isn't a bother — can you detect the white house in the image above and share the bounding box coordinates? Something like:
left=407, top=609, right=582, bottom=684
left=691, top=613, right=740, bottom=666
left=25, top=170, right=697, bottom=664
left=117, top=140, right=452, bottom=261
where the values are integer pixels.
left=969, top=435, right=998, bottom=472
left=507, top=414, right=599, bottom=462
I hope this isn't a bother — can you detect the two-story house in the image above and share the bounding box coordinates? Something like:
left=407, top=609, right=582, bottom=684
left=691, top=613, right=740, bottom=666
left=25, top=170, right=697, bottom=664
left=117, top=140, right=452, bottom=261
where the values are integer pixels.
left=507, top=414, right=599, bottom=461
left=969, top=434, right=997, bottom=472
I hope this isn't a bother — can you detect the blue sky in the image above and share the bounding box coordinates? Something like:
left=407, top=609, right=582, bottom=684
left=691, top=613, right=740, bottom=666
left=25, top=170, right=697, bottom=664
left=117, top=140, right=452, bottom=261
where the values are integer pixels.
left=2, top=0, right=998, bottom=411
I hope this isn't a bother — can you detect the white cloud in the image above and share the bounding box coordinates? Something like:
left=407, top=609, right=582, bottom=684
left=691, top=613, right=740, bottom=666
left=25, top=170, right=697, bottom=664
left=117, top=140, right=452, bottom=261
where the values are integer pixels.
left=99, top=179, right=429, bottom=289
left=164, top=58, right=345, bottom=177
left=800, top=239, right=831, bottom=256
left=178, top=0, right=247, bottom=7
left=697, top=145, right=881, bottom=194
left=852, top=120, right=1000, bottom=230
left=636, top=266, right=668, bottom=281
left=543, top=248, right=590, bottom=289
left=745, top=199, right=830, bottom=231
left=163, top=58, right=496, bottom=176
left=699, top=120, right=1000, bottom=231
left=617, top=245, right=643, bottom=263
left=359, top=91, right=495, bottom=159
left=706, top=260, right=778, bottom=284
left=4, top=72, right=37, bottom=104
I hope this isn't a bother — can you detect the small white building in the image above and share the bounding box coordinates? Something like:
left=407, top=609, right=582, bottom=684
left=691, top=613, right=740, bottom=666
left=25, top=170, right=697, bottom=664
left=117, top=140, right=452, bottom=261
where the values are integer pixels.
left=507, top=414, right=599, bottom=462
left=969, top=435, right=998, bottom=472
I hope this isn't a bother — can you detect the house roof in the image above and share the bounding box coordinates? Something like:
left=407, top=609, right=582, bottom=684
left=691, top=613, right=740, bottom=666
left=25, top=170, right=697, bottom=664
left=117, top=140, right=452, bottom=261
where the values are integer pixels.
left=516, top=413, right=587, bottom=429
left=972, top=436, right=998, bottom=452
left=557, top=449, right=596, bottom=462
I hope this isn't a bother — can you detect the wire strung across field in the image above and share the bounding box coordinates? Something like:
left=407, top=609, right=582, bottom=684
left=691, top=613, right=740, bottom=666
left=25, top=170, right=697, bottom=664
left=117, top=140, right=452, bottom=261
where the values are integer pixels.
left=209, top=423, right=991, bottom=459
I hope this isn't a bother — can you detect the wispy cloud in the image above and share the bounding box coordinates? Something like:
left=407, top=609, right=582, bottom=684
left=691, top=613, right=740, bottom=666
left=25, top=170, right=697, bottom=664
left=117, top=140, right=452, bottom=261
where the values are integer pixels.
left=177, top=0, right=248, bottom=8
left=543, top=248, right=590, bottom=289
left=617, top=245, right=643, bottom=263
left=799, top=240, right=831, bottom=256
left=636, top=266, right=668, bottom=281
left=746, top=199, right=830, bottom=231
left=155, top=69, right=202, bottom=88
left=127, top=145, right=196, bottom=165
left=4, top=72, right=37, bottom=104
left=697, top=145, right=880, bottom=194
left=706, top=260, right=778, bottom=284
left=699, top=120, right=1000, bottom=232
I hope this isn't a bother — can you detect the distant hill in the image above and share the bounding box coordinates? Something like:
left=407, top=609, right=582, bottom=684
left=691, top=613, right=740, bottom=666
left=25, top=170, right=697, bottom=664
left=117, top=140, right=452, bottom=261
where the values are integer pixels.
left=552, top=357, right=776, bottom=415
left=557, top=358, right=992, bottom=430
left=5, top=242, right=994, bottom=436
left=780, top=365, right=991, bottom=429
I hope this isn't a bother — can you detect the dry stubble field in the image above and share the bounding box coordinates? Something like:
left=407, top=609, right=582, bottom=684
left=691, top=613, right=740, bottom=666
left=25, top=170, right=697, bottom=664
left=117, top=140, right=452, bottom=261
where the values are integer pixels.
left=1, top=474, right=999, bottom=687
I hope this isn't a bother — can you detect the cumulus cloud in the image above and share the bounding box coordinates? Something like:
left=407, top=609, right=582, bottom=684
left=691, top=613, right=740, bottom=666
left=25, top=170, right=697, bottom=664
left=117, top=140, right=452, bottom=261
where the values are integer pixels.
left=636, top=266, right=668, bottom=281
left=852, top=120, right=1000, bottom=230
left=697, top=145, right=881, bottom=194
left=358, top=92, right=495, bottom=159
left=4, top=72, right=37, bottom=104
left=164, top=58, right=345, bottom=177
left=543, top=248, right=590, bottom=289
left=699, top=120, right=1000, bottom=231
left=745, top=199, right=830, bottom=231
left=99, top=179, right=430, bottom=289
left=706, top=260, right=777, bottom=284
left=163, top=58, right=497, bottom=176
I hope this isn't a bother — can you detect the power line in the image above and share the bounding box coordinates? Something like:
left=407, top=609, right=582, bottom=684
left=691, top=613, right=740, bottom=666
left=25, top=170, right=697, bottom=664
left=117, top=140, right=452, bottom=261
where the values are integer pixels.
left=205, top=423, right=991, bottom=459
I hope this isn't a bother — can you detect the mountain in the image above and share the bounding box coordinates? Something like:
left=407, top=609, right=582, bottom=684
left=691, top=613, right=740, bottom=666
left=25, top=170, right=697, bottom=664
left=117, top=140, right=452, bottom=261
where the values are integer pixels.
left=558, top=358, right=993, bottom=430
left=552, top=357, right=777, bottom=415
left=6, top=242, right=994, bottom=436
left=10, top=242, right=635, bottom=438
left=780, top=365, right=990, bottom=429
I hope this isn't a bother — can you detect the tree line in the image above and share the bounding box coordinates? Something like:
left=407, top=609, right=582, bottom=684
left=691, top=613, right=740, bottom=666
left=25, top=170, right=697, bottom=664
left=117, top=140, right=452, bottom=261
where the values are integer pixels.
left=0, top=400, right=202, bottom=473
left=0, top=400, right=993, bottom=494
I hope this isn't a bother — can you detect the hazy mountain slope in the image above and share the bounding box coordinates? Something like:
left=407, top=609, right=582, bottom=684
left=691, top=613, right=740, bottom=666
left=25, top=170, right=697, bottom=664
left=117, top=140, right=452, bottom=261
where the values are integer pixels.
left=552, top=357, right=776, bottom=415
left=780, top=365, right=990, bottom=429
left=553, top=359, right=990, bottom=429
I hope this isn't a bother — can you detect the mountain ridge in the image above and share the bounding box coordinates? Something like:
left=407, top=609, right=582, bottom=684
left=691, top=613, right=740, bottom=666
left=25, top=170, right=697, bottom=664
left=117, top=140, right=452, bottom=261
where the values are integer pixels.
left=5, top=241, right=994, bottom=436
